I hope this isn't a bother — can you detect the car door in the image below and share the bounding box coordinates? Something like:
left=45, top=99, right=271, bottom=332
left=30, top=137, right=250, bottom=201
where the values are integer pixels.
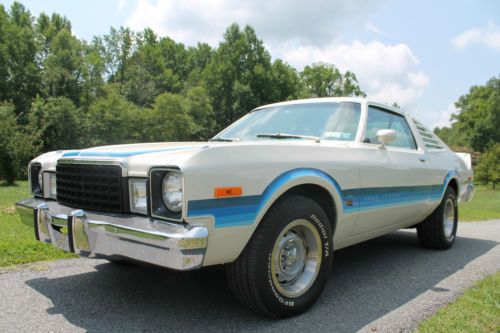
left=352, top=105, right=431, bottom=234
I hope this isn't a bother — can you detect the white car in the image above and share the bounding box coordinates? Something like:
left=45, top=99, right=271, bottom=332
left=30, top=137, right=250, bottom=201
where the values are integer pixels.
left=16, top=97, right=475, bottom=317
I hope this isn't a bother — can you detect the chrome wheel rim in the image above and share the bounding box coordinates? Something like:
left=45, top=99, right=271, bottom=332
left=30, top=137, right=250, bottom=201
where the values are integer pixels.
left=443, top=198, right=455, bottom=239
left=271, top=219, right=322, bottom=298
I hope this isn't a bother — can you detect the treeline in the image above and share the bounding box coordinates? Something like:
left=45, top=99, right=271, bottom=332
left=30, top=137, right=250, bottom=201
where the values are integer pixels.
left=434, top=76, right=500, bottom=188
left=0, top=2, right=365, bottom=183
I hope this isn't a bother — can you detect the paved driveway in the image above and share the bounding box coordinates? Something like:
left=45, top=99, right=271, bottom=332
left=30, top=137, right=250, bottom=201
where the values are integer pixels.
left=1, top=220, right=499, bottom=333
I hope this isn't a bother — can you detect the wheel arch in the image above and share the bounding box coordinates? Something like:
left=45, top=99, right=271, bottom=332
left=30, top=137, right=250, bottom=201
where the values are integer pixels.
left=447, top=177, right=459, bottom=196
left=264, top=183, right=338, bottom=234
left=440, top=171, right=460, bottom=201
left=251, top=168, right=343, bottom=240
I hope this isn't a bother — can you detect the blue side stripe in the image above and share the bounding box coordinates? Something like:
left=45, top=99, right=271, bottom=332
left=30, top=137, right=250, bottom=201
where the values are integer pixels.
left=188, top=168, right=341, bottom=228
left=187, top=169, right=459, bottom=228
left=188, top=196, right=261, bottom=227
left=431, top=170, right=458, bottom=200
left=344, top=185, right=434, bottom=212
left=62, top=147, right=199, bottom=158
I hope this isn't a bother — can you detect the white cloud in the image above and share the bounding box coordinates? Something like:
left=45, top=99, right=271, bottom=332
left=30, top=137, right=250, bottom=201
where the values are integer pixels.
left=451, top=22, right=500, bottom=51
left=125, top=0, right=386, bottom=46
left=411, top=103, right=457, bottom=129
left=118, top=0, right=127, bottom=11
left=366, top=22, right=383, bottom=35
left=275, top=41, right=429, bottom=107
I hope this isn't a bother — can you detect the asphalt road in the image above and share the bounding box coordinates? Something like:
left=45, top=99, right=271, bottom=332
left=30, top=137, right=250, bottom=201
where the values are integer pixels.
left=0, top=220, right=499, bottom=333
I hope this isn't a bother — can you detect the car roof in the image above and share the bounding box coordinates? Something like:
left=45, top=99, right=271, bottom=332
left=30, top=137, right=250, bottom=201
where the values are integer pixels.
left=253, top=97, right=408, bottom=117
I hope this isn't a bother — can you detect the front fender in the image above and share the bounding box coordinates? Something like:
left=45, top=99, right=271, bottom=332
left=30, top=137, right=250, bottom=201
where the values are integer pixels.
left=191, top=168, right=344, bottom=266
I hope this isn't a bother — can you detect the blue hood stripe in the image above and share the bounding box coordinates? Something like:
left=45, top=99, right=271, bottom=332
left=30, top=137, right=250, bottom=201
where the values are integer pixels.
left=62, top=147, right=199, bottom=158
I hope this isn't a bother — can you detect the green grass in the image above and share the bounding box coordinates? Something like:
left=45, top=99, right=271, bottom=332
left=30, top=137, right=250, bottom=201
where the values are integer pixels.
left=0, top=181, right=74, bottom=267
left=417, top=272, right=500, bottom=333
left=460, top=185, right=500, bottom=221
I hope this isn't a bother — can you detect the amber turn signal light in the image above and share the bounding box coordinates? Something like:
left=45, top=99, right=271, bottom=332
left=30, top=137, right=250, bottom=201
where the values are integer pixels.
left=214, top=187, right=243, bottom=198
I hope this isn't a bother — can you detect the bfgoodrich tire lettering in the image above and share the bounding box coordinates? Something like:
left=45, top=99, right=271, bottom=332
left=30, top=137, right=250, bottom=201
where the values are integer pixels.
left=417, top=187, right=458, bottom=250
left=226, top=195, right=333, bottom=317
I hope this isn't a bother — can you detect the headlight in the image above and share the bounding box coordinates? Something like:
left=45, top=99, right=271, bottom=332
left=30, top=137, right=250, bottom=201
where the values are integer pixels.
left=162, top=171, right=182, bottom=213
left=129, top=178, right=148, bottom=214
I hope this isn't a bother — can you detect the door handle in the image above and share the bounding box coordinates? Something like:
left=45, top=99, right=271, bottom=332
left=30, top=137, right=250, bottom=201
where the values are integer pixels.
left=419, top=156, right=426, bottom=162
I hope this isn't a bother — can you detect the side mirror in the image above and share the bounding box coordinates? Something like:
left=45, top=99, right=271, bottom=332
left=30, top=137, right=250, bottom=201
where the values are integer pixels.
left=376, top=129, right=396, bottom=148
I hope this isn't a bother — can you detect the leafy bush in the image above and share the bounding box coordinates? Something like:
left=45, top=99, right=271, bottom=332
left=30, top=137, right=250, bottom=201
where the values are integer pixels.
left=475, top=144, right=500, bottom=189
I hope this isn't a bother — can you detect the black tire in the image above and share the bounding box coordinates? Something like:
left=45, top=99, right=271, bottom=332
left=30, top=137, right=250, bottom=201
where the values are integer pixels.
left=226, top=195, right=333, bottom=317
left=417, top=187, right=458, bottom=249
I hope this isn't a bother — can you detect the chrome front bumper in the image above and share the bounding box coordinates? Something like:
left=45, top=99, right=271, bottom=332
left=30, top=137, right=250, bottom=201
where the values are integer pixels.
left=15, top=198, right=208, bottom=270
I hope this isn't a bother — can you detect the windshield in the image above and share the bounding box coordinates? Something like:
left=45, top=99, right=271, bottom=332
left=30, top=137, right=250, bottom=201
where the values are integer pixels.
left=212, top=102, right=361, bottom=142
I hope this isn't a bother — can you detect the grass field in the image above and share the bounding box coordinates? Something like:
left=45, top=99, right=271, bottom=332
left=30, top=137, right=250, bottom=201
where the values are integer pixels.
left=459, top=185, right=500, bottom=221
left=0, top=181, right=74, bottom=267
left=0, top=181, right=498, bottom=267
left=417, top=272, right=500, bottom=333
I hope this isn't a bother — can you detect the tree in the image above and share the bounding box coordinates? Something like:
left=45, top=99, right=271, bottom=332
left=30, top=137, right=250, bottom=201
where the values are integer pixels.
left=186, top=42, right=214, bottom=88
left=35, top=12, right=72, bottom=62
left=28, top=96, right=83, bottom=153
left=41, top=29, right=84, bottom=105
left=202, top=24, right=274, bottom=131
left=269, top=59, right=300, bottom=101
left=451, top=76, right=500, bottom=152
left=77, top=37, right=107, bottom=107
left=0, top=103, right=19, bottom=183
left=0, top=6, right=11, bottom=106
left=433, top=126, right=466, bottom=148
left=149, top=93, right=195, bottom=142
left=102, top=26, right=134, bottom=84
left=84, top=85, right=144, bottom=146
left=118, top=29, right=189, bottom=107
left=299, top=63, right=365, bottom=98
left=186, top=86, right=216, bottom=140
left=475, top=144, right=500, bottom=189
left=0, top=3, right=372, bottom=181
left=0, top=2, right=41, bottom=119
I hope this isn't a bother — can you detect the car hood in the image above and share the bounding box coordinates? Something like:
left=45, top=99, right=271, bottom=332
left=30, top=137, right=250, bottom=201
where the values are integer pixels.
left=61, top=142, right=209, bottom=160
left=32, top=140, right=350, bottom=177
left=33, top=142, right=211, bottom=176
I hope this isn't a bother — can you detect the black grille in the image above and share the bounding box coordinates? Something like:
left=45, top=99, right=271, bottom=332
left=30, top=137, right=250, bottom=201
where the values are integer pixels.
left=56, top=164, right=127, bottom=213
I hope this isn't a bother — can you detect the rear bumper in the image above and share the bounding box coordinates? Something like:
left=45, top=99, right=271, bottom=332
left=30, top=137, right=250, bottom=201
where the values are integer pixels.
left=461, top=183, right=475, bottom=203
left=15, top=198, right=208, bottom=270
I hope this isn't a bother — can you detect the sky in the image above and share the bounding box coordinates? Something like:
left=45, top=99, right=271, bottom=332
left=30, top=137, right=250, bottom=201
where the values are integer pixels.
left=1, top=0, right=499, bottom=129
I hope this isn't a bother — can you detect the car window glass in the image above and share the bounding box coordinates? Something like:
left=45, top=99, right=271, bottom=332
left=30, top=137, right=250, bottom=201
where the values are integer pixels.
left=215, top=102, right=361, bottom=142
left=364, top=106, right=417, bottom=149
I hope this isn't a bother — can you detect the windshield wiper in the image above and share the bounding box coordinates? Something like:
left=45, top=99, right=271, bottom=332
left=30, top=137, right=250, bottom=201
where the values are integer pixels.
left=208, top=137, right=240, bottom=142
left=256, top=133, right=321, bottom=142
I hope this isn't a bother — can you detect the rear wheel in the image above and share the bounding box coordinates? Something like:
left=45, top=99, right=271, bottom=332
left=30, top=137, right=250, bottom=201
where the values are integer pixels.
left=417, top=187, right=458, bottom=249
left=226, top=195, right=333, bottom=317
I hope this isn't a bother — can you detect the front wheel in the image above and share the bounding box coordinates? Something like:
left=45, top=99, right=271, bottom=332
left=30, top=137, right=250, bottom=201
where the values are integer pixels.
left=417, top=187, right=458, bottom=249
left=226, top=195, right=333, bottom=317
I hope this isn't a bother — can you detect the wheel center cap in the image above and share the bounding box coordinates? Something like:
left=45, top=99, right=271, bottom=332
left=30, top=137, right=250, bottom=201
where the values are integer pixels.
left=285, top=247, right=298, bottom=267
left=279, top=237, right=305, bottom=276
